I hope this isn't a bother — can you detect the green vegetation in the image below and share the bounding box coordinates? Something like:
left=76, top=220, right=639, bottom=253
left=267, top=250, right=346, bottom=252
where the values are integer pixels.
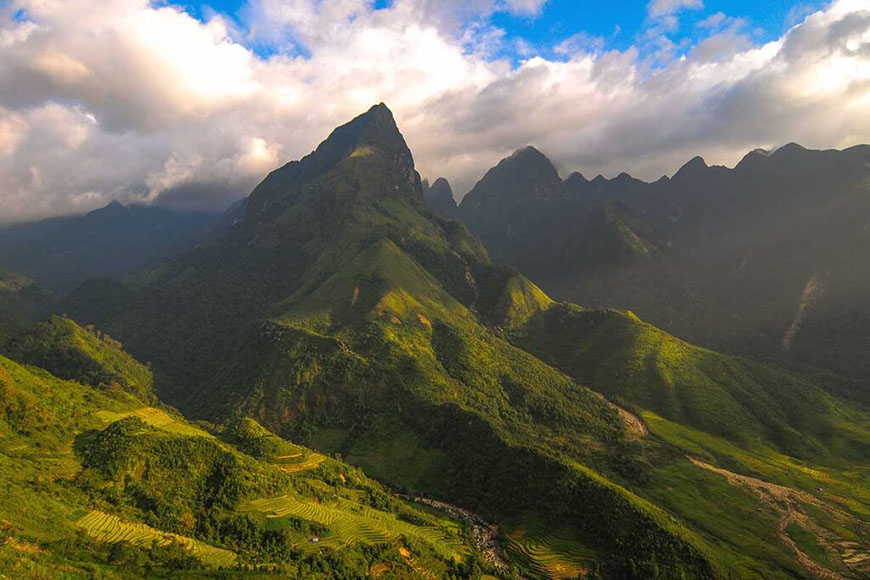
left=510, top=304, right=870, bottom=577
left=0, top=317, right=481, bottom=578
left=6, top=315, right=154, bottom=402
left=503, top=513, right=597, bottom=579
left=0, top=268, right=52, bottom=344
left=49, top=105, right=870, bottom=579
left=245, top=493, right=465, bottom=560
left=512, top=304, right=859, bottom=458
left=74, top=510, right=237, bottom=568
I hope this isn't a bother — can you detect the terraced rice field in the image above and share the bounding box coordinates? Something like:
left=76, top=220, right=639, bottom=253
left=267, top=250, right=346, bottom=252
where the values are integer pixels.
left=245, top=495, right=464, bottom=559
left=94, top=407, right=212, bottom=438
left=74, top=511, right=236, bottom=568
left=273, top=451, right=326, bottom=473
left=505, top=527, right=593, bottom=579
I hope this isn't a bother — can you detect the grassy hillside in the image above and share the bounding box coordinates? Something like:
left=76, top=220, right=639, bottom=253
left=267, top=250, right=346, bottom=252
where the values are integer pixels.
left=0, top=269, right=52, bottom=345
left=61, top=105, right=870, bottom=579
left=511, top=304, right=863, bottom=458
left=0, top=318, right=482, bottom=578
left=511, top=303, right=870, bottom=578
left=5, top=315, right=155, bottom=402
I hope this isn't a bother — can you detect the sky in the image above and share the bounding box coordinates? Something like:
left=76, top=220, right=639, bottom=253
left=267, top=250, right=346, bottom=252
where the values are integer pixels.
left=0, top=0, right=868, bottom=222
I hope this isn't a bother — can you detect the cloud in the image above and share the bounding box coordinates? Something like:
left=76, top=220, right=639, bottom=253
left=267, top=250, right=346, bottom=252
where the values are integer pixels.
left=0, top=0, right=868, bottom=222
left=647, top=0, right=703, bottom=19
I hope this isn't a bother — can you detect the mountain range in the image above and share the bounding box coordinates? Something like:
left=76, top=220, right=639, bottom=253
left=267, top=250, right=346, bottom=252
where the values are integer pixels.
left=0, top=105, right=868, bottom=579
left=451, top=143, right=870, bottom=402
left=0, top=202, right=220, bottom=291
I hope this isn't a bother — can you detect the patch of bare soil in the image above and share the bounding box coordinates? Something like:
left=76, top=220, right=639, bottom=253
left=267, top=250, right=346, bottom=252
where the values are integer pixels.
left=688, top=456, right=870, bottom=579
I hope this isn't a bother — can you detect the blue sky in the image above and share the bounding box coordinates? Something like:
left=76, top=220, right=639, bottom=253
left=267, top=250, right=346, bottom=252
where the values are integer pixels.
left=183, top=0, right=825, bottom=59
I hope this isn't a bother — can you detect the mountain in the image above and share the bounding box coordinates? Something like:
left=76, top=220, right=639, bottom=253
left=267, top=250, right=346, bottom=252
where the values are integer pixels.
left=422, top=177, right=458, bottom=218
left=60, top=105, right=870, bottom=578
left=0, top=268, right=53, bottom=344
left=0, top=316, right=480, bottom=578
left=456, top=144, right=870, bottom=400
left=0, top=202, right=220, bottom=291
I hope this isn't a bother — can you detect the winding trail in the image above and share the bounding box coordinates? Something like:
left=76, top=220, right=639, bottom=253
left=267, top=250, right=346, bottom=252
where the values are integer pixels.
left=687, top=456, right=870, bottom=579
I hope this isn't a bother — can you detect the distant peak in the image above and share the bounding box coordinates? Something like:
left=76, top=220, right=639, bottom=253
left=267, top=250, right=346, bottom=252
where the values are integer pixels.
left=673, top=155, right=708, bottom=181
left=775, top=142, right=806, bottom=154
left=684, top=156, right=708, bottom=169
left=459, top=145, right=560, bottom=209
left=425, top=177, right=454, bottom=202
left=771, top=142, right=808, bottom=161
left=422, top=177, right=457, bottom=216
left=736, top=147, right=771, bottom=170
left=431, top=177, right=452, bottom=192
left=510, top=145, right=547, bottom=160
left=565, top=171, right=588, bottom=184
left=88, top=200, right=125, bottom=216
left=498, top=146, right=558, bottom=178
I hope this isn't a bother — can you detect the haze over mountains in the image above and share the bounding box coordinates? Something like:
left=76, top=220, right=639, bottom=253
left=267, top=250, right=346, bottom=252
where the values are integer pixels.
left=440, top=141, right=870, bottom=400
left=1, top=104, right=870, bottom=579
left=0, top=202, right=219, bottom=291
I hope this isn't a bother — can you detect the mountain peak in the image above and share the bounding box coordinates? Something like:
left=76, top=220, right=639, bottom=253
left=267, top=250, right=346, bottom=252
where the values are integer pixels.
left=510, top=145, right=548, bottom=162
left=430, top=177, right=452, bottom=193
left=253, top=103, right=412, bottom=192
left=497, top=146, right=560, bottom=181
left=423, top=177, right=457, bottom=218
left=460, top=146, right=560, bottom=209
left=89, top=200, right=125, bottom=216
left=672, top=155, right=708, bottom=182
left=736, top=148, right=771, bottom=171
left=245, top=104, right=421, bottom=234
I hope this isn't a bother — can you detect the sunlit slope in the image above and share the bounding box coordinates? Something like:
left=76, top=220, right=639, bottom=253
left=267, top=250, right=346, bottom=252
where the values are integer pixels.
left=63, top=104, right=870, bottom=578
left=6, top=315, right=154, bottom=402
left=0, top=319, right=479, bottom=578
left=512, top=304, right=864, bottom=458
left=60, top=105, right=730, bottom=578
left=511, top=303, right=870, bottom=578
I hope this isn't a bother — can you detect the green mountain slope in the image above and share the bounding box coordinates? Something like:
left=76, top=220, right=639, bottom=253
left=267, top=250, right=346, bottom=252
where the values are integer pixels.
left=455, top=145, right=870, bottom=400
left=0, top=269, right=53, bottom=344
left=60, top=105, right=870, bottom=578
left=0, top=318, right=480, bottom=578
left=510, top=304, right=870, bottom=579
left=5, top=315, right=155, bottom=403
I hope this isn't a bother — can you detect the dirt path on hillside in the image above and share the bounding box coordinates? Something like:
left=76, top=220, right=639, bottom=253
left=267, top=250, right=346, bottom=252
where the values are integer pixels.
left=687, top=456, right=869, bottom=579
left=588, top=391, right=648, bottom=437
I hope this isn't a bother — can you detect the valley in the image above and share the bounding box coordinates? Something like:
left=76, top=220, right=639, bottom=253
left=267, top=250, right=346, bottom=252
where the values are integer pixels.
left=0, top=104, right=868, bottom=579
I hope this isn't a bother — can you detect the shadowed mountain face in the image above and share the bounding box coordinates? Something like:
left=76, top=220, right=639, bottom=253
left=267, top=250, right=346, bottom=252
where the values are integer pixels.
left=0, top=202, right=220, bottom=291
left=457, top=143, right=870, bottom=399
left=59, top=106, right=870, bottom=579
left=422, top=177, right=457, bottom=219
left=0, top=269, right=53, bottom=343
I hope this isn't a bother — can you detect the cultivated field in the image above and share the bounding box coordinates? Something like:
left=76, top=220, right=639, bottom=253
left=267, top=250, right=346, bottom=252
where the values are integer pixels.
left=245, top=494, right=464, bottom=560
left=74, top=510, right=237, bottom=568
left=94, top=407, right=212, bottom=438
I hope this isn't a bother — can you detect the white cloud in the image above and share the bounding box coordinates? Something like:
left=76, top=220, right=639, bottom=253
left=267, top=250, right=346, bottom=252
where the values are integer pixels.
left=0, top=0, right=867, bottom=222
left=648, top=0, right=704, bottom=19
